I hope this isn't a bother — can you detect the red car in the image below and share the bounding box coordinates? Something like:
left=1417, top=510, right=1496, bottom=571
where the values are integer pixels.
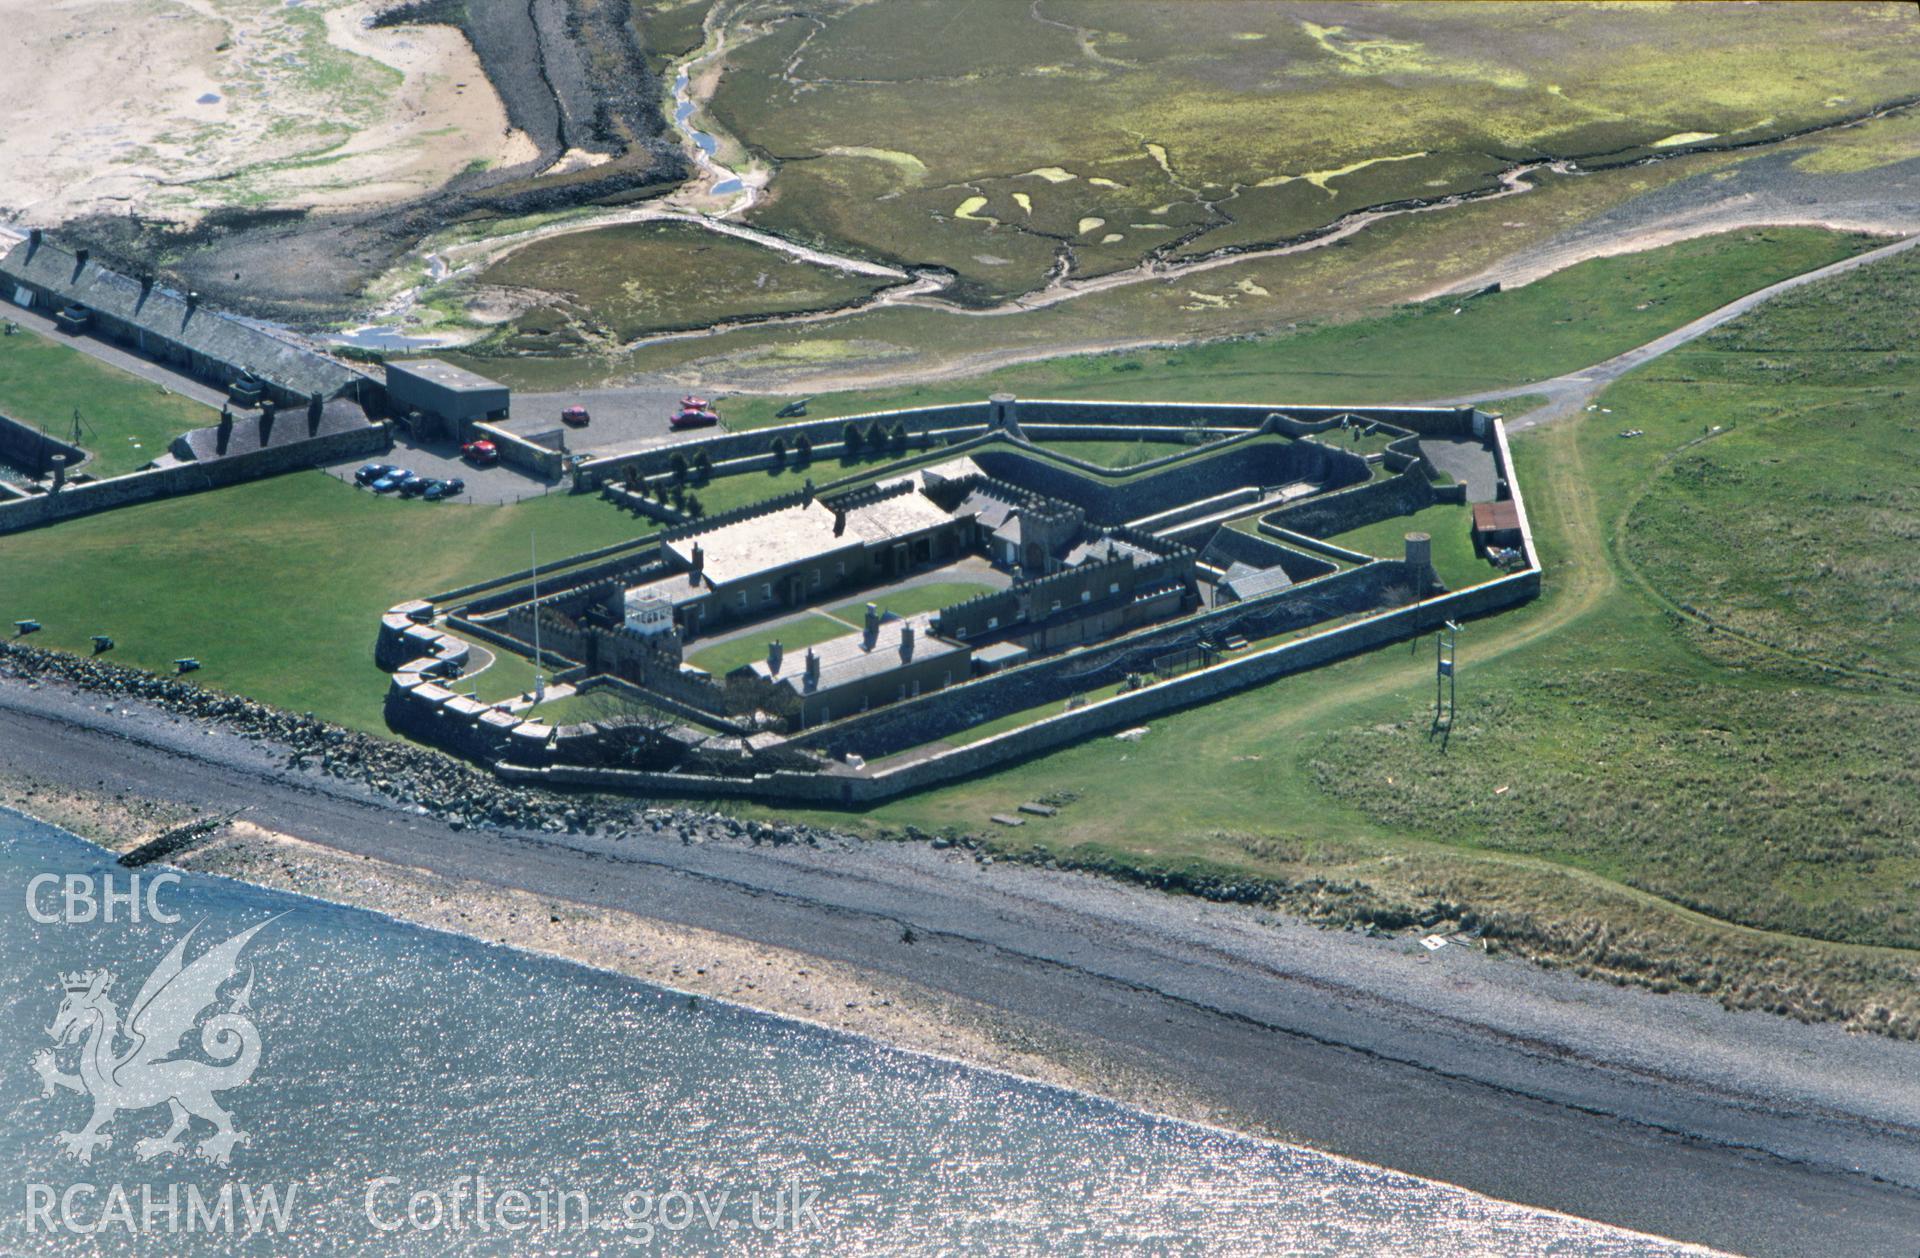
left=461, top=439, right=499, bottom=465
left=561, top=405, right=590, bottom=427
left=669, top=395, right=720, bottom=431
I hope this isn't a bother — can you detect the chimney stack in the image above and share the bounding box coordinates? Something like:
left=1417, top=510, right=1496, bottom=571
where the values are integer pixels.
left=186, top=291, right=200, bottom=310
left=899, top=621, right=914, bottom=661
left=75, top=247, right=89, bottom=267
left=28, top=228, right=42, bottom=247
left=863, top=602, right=880, bottom=649
left=802, top=477, right=814, bottom=504
left=767, top=639, right=783, bottom=673
left=832, top=508, right=846, bottom=538
left=803, top=648, right=820, bottom=691
left=689, top=543, right=704, bottom=586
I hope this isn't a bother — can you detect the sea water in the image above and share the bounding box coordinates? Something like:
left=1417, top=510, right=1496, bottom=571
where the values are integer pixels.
left=0, top=809, right=1694, bottom=1254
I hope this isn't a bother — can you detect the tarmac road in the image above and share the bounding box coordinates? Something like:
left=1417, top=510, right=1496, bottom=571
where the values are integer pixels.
left=1435, top=231, right=1920, bottom=429
left=4, top=677, right=1920, bottom=1257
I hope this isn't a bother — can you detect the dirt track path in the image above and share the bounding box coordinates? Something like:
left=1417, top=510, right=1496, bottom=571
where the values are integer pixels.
left=1435, top=230, right=1920, bottom=430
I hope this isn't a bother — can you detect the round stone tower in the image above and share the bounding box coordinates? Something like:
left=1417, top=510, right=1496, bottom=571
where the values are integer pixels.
left=1405, top=531, right=1434, bottom=590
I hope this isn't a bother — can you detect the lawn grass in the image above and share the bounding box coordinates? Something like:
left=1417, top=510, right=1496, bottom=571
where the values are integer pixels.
left=1325, top=501, right=1489, bottom=592
left=686, top=611, right=858, bottom=677
left=0, top=473, right=639, bottom=734
left=1031, top=438, right=1190, bottom=470
left=827, top=581, right=997, bottom=624
left=0, top=326, right=217, bottom=478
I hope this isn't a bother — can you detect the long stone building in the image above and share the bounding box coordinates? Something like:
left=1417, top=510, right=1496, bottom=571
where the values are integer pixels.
left=0, top=232, right=366, bottom=407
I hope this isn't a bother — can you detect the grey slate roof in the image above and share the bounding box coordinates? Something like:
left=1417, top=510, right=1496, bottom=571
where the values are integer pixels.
left=0, top=238, right=361, bottom=399
left=1065, top=535, right=1155, bottom=567
left=749, top=613, right=968, bottom=694
left=170, top=397, right=373, bottom=462
left=1223, top=565, right=1294, bottom=601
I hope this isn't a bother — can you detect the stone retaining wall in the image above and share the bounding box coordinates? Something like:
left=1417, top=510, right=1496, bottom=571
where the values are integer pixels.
left=391, top=411, right=1533, bottom=802
left=0, top=421, right=390, bottom=534
left=1263, top=464, right=1436, bottom=538
left=0, top=412, right=87, bottom=480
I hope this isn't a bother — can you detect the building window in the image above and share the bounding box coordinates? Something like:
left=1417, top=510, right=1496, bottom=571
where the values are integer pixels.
left=836, top=561, right=846, bottom=577
left=897, top=683, right=906, bottom=701
left=941, top=672, right=950, bottom=688
left=911, top=680, right=921, bottom=697
left=737, top=591, right=747, bottom=608
left=987, top=617, right=998, bottom=630
left=1082, top=590, right=1092, bottom=603
left=1051, top=600, right=1062, bottom=614
left=1110, top=582, right=1121, bottom=595
left=761, top=583, right=772, bottom=602
left=811, top=569, right=822, bottom=588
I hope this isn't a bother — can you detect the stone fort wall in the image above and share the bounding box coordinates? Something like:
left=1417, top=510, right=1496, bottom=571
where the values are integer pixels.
left=0, top=421, right=390, bottom=534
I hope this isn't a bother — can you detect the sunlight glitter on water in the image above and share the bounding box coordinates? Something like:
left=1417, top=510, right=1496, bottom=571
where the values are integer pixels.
left=0, top=811, right=1699, bottom=1255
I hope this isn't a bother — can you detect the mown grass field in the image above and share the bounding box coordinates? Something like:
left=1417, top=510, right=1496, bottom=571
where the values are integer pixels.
left=686, top=611, right=861, bottom=677
left=1325, top=501, right=1486, bottom=593
left=0, top=327, right=217, bottom=478
left=706, top=0, right=1917, bottom=300
left=826, top=581, right=997, bottom=624
left=0, top=477, right=637, bottom=733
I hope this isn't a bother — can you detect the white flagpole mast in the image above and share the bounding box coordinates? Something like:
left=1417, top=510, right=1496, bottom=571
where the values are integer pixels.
left=531, top=531, right=546, bottom=702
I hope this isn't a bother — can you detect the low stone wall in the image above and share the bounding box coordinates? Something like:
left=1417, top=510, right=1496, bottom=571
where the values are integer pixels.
left=574, top=402, right=991, bottom=490
left=1200, top=528, right=1338, bottom=582
left=403, top=414, right=1536, bottom=803
left=0, top=421, right=390, bottom=534
left=973, top=436, right=1365, bottom=525
left=1254, top=524, right=1376, bottom=568
left=792, top=560, right=1416, bottom=760
left=570, top=399, right=1477, bottom=494
left=1263, top=464, right=1436, bottom=539
left=472, top=420, right=563, bottom=480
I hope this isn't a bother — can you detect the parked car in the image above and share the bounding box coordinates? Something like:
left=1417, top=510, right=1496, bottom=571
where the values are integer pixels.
left=461, top=440, right=499, bottom=466
left=670, top=395, right=721, bottom=431
left=371, top=469, right=415, bottom=493
left=398, top=476, right=430, bottom=498
left=354, top=463, right=394, bottom=486
left=561, top=405, right=590, bottom=427
left=669, top=406, right=719, bottom=431
left=423, top=478, right=465, bottom=501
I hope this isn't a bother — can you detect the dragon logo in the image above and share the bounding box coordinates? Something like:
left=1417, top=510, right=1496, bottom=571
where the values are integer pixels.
left=33, top=918, right=279, bottom=1166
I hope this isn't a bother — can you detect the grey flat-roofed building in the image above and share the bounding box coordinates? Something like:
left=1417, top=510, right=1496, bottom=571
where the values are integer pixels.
left=384, top=359, right=510, bottom=438
left=0, top=236, right=362, bottom=404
